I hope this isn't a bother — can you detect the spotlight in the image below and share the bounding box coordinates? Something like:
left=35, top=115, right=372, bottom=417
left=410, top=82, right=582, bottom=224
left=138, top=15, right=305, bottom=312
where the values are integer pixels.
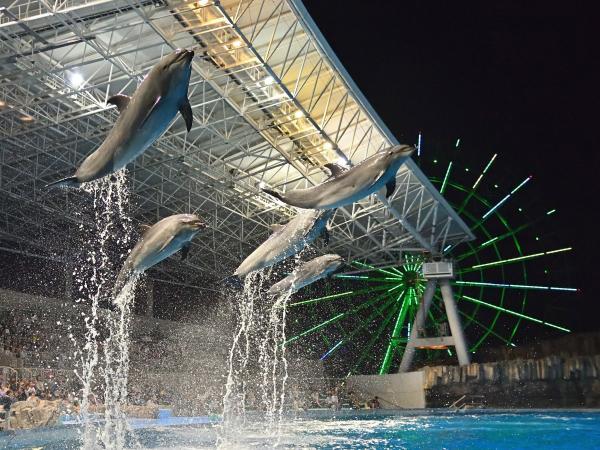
left=258, top=181, right=266, bottom=189
left=323, top=142, right=333, bottom=151
left=294, top=110, right=304, bottom=119
left=263, top=76, right=274, bottom=85
left=69, top=71, right=85, bottom=89
left=19, top=114, right=34, bottom=123
left=197, top=0, right=209, bottom=6
left=0, top=100, right=6, bottom=109
left=232, top=40, right=242, bottom=48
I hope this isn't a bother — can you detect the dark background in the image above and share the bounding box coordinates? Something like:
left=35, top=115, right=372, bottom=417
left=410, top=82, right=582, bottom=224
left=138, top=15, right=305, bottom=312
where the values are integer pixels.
left=302, top=0, right=598, bottom=332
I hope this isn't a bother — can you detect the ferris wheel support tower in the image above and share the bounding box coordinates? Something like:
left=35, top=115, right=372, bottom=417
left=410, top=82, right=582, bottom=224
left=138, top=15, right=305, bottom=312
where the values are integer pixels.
left=398, top=261, right=470, bottom=372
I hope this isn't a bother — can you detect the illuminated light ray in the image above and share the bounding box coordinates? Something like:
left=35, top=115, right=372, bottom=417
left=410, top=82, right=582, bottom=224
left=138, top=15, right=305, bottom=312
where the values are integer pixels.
left=456, top=153, right=498, bottom=215
left=471, top=153, right=497, bottom=190
left=467, top=247, right=572, bottom=271
left=460, top=295, right=570, bottom=332
left=480, top=236, right=499, bottom=247
left=320, top=340, right=343, bottom=360
left=379, top=291, right=410, bottom=374
left=456, top=222, right=534, bottom=263
left=390, top=267, right=405, bottom=276
left=417, top=132, right=422, bottom=156
left=547, top=209, right=556, bottom=215
left=285, top=289, right=395, bottom=345
left=351, top=261, right=401, bottom=278
left=454, top=280, right=578, bottom=292
left=349, top=303, right=401, bottom=376
left=441, top=161, right=453, bottom=194
left=333, top=275, right=404, bottom=285
left=482, top=176, right=531, bottom=219
left=333, top=274, right=370, bottom=280
left=320, top=295, right=399, bottom=361
left=458, top=309, right=514, bottom=347
left=429, top=300, right=512, bottom=348
left=288, top=284, right=401, bottom=308
left=455, top=138, right=461, bottom=148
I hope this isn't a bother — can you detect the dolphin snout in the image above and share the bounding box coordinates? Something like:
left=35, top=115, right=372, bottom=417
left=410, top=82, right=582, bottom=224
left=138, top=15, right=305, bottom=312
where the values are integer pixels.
left=397, top=145, right=415, bottom=155
left=193, top=218, right=208, bottom=230
left=174, top=48, right=194, bottom=63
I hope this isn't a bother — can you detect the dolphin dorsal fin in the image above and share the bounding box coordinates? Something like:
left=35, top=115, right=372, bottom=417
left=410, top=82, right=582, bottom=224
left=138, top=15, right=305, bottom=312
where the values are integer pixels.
left=107, top=94, right=131, bottom=113
left=270, top=224, right=285, bottom=234
left=138, top=224, right=151, bottom=235
left=324, top=163, right=347, bottom=178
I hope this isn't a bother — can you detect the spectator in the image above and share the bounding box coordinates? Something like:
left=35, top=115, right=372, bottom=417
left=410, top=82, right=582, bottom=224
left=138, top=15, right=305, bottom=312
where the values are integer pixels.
left=369, top=396, right=381, bottom=409
left=310, top=391, right=321, bottom=408
left=328, top=389, right=340, bottom=410
left=0, top=385, right=13, bottom=411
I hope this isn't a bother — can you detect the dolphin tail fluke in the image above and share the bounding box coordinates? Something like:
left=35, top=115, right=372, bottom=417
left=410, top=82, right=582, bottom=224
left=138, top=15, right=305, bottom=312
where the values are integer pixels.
left=262, top=188, right=284, bottom=202
left=45, top=176, right=79, bottom=189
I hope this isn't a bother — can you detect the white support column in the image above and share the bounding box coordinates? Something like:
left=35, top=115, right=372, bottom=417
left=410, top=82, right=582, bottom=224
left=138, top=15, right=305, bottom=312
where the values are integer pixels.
left=398, top=279, right=437, bottom=373
left=439, top=279, right=470, bottom=366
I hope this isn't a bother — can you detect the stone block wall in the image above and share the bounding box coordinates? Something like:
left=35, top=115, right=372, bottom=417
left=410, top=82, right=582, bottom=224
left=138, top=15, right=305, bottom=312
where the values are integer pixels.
left=423, top=354, right=600, bottom=408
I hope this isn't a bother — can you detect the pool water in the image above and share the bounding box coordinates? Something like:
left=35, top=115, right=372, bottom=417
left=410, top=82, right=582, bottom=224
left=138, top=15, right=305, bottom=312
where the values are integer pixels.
left=2, top=409, right=599, bottom=449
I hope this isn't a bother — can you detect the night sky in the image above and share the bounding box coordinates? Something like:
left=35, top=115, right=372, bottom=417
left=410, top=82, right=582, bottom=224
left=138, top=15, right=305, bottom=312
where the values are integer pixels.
left=302, top=1, right=597, bottom=332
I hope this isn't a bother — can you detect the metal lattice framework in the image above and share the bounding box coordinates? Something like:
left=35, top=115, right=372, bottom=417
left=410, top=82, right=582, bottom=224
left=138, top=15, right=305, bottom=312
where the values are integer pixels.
left=0, top=0, right=473, bottom=283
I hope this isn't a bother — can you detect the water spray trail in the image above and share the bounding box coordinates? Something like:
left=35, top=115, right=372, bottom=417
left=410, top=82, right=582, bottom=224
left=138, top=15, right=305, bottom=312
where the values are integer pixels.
left=219, top=272, right=260, bottom=445
left=101, top=277, right=138, bottom=449
left=74, top=171, right=133, bottom=449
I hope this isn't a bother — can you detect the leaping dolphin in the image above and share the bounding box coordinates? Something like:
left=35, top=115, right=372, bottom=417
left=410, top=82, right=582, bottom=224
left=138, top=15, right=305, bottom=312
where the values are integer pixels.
left=267, top=254, right=344, bottom=297
left=113, top=214, right=206, bottom=297
left=234, top=209, right=334, bottom=278
left=262, top=144, right=415, bottom=210
left=47, top=49, right=195, bottom=188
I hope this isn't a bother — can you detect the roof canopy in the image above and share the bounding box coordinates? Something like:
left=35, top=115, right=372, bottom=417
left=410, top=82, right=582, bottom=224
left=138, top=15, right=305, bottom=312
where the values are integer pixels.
left=0, top=0, right=473, bottom=282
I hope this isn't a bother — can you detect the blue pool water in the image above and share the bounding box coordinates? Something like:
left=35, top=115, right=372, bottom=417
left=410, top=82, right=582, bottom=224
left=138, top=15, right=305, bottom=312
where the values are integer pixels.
left=2, top=409, right=599, bottom=449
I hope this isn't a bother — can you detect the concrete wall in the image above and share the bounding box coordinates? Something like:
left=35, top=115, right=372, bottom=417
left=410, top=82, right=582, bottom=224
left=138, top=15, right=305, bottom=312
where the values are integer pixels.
left=347, top=371, right=425, bottom=409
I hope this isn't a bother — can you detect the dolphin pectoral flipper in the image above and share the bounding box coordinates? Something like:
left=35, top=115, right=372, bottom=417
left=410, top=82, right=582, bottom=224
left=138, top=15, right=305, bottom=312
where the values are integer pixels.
left=262, top=188, right=284, bottom=202
left=324, top=163, right=347, bottom=178
left=322, top=227, right=330, bottom=246
left=385, top=177, right=396, bottom=198
left=45, top=176, right=79, bottom=189
left=181, top=243, right=191, bottom=260
left=179, top=98, right=193, bottom=132
left=107, top=94, right=131, bottom=112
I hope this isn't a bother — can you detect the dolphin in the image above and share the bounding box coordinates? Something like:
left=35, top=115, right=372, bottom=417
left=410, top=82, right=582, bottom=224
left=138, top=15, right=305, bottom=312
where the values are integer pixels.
left=267, top=254, right=344, bottom=297
left=47, top=48, right=195, bottom=188
left=234, top=209, right=334, bottom=278
left=262, top=144, right=415, bottom=210
left=113, top=214, right=206, bottom=297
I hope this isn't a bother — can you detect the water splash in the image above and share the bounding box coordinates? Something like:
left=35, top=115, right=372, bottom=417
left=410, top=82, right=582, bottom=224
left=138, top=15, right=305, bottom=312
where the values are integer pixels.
left=72, top=171, right=133, bottom=449
left=257, top=280, right=292, bottom=440
left=219, top=264, right=294, bottom=447
left=100, top=276, right=138, bottom=449
left=219, top=272, right=261, bottom=444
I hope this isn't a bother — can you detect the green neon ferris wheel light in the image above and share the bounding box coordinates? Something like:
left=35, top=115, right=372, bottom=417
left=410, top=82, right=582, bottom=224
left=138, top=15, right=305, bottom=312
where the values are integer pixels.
left=284, top=147, right=577, bottom=376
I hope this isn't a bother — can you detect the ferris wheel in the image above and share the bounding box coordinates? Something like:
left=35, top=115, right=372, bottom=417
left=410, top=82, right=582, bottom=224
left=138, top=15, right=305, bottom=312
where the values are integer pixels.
left=284, top=143, right=578, bottom=376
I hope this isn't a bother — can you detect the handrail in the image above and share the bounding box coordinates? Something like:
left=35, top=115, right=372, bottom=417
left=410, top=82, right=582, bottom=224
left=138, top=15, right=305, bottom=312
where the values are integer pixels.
left=448, top=394, right=467, bottom=409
